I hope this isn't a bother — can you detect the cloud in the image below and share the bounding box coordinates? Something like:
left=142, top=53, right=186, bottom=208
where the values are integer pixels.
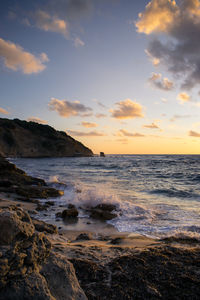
left=149, top=73, right=174, bottom=91
left=67, top=130, right=105, bottom=137
left=117, top=129, right=145, bottom=137
left=81, top=121, right=98, bottom=128
left=110, top=99, right=144, bottom=120
left=170, top=114, right=191, bottom=122
left=93, top=99, right=107, bottom=108
left=49, top=98, right=92, bottom=117
left=189, top=130, right=200, bottom=137
left=0, top=107, right=9, bottom=115
left=136, top=0, right=178, bottom=34
left=177, top=92, right=191, bottom=103
left=74, top=37, right=85, bottom=47
left=34, top=10, right=68, bottom=37
left=0, top=37, right=48, bottom=74
left=137, top=0, right=200, bottom=89
left=95, top=113, right=107, bottom=118
left=143, top=122, right=160, bottom=129
left=27, top=117, right=47, bottom=124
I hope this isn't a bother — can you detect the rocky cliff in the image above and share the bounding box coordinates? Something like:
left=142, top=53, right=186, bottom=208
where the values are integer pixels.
left=0, top=118, right=93, bottom=157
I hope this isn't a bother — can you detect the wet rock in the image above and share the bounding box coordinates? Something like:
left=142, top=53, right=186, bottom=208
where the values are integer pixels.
left=76, top=233, right=93, bottom=241
left=46, top=201, right=55, bottom=206
left=110, top=237, right=123, bottom=245
left=32, top=219, right=58, bottom=234
left=68, top=203, right=76, bottom=209
left=62, top=208, right=79, bottom=219
left=93, top=203, right=116, bottom=212
left=56, top=212, right=62, bottom=218
left=89, top=203, right=117, bottom=221
left=90, top=209, right=117, bottom=221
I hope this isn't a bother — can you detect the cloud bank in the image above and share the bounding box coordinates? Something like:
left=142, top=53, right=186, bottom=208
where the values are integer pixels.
left=0, top=37, right=48, bottom=74
left=110, top=99, right=144, bottom=119
left=49, top=98, right=92, bottom=117
left=189, top=130, right=200, bottom=137
left=117, top=129, right=145, bottom=137
left=136, top=0, right=200, bottom=89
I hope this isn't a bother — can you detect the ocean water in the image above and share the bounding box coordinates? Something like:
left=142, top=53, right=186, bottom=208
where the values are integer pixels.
left=10, top=155, right=200, bottom=239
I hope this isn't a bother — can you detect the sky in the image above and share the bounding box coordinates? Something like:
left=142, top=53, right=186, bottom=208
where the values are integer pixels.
left=1, top=0, right=200, bottom=154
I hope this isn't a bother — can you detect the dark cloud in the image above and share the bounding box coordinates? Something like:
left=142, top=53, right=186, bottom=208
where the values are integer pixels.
left=137, top=0, right=200, bottom=90
left=116, top=129, right=145, bottom=137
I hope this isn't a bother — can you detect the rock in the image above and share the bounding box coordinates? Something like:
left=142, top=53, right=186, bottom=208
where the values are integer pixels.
left=41, top=253, right=87, bottom=300
left=0, top=156, right=63, bottom=200
left=76, top=233, right=93, bottom=241
left=46, top=201, right=55, bottom=206
left=56, top=212, right=62, bottom=218
left=0, top=207, right=87, bottom=300
left=62, top=208, right=79, bottom=219
left=89, top=203, right=117, bottom=221
left=90, top=209, right=117, bottom=221
left=32, top=219, right=58, bottom=234
left=0, top=117, right=93, bottom=157
left=93, top=203, right=116, bottom=212
left=0, top=206, right=34, bottom=246
left=68, top=203, right=76, bottom=209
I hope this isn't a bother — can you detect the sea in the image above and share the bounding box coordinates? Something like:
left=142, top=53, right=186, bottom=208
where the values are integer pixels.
left=10, top=155, right=200, bottom=239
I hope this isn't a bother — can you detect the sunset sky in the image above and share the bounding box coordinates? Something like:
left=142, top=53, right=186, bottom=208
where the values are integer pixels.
left=1, top=0, right=200, bottom=154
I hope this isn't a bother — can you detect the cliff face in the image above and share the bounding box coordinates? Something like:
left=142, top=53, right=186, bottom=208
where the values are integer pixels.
left=0, top=118, right=93, bottom=157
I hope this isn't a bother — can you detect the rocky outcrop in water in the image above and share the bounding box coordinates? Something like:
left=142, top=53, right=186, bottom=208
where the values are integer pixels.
left=0, top=155, right=62, bottom=200
left=0, top=118, right=93, bottom=157
left=0, top=206, right=87, bottom=300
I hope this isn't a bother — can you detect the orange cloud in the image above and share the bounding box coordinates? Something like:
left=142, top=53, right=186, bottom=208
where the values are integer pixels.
left=0, top=37, right=48, bottom=74
left=49, top=98, right=92, bottom=117
left=143, top=122, right=160, bottom=129
left=117, top=129, right=145, bottom=137
left=189, top=130, right=200, bottom=137
left=149, top=73, right=174, bottom=90
left=27, top=117, right=47, bottom=124
left=110, top=99, right=144, bottom=120
left=177, top=92, right=190, bottom=103
left=0, top=107, right=9, bottom=115
left=81, top=122, right=98, bottom=128
left=35, top=10, right=68, bottom=37
left=136, top=0, right=178, bottom=34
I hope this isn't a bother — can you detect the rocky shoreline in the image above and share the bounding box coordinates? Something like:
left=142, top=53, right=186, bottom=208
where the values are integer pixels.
left=0, top=157, right=200, bottom=299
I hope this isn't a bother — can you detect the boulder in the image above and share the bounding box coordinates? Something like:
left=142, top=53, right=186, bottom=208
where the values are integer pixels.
left=32, top=219, right=58, bottom=234
left=89, top=204, right=117, bottom=221
left=0, top=207, right=87, bottom=300
left=76, top=233, right=93, bottom=241
left=0, top=206, right=34, bottom=246
left=62, top=207, right=79, bottom=219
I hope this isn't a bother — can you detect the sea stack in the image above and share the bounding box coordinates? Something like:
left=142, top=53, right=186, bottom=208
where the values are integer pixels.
left=100, top=152, right=105, bottom=157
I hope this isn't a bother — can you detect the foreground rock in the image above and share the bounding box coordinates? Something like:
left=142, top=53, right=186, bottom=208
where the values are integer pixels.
left=0, top=206, right=87, bottom=300
left=0, top=155, right=63, bottom=200
left=0, top=117, right=93, bottom=157
left=89, top=203, right=117, bottom=221
left=69, top=243, right=200, bottom=300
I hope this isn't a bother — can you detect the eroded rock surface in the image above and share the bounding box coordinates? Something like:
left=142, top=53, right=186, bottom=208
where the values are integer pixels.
left=0, top=206, right=87, bottom=300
